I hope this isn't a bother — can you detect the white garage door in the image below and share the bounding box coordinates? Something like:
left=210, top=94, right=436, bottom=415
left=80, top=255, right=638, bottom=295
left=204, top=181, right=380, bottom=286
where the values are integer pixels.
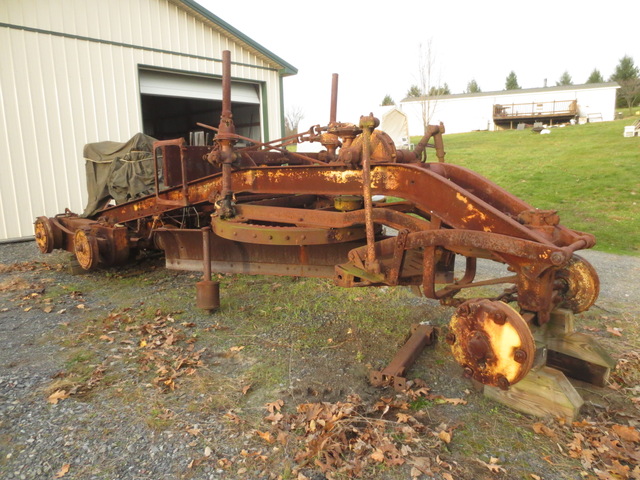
left=139, top=69, right=260, bottom=104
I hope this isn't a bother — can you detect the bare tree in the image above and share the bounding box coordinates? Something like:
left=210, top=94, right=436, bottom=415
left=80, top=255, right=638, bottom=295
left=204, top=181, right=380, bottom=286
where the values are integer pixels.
left=416, top=40, right=441, bottom=133
left=284, top=106, right=304, bottom=137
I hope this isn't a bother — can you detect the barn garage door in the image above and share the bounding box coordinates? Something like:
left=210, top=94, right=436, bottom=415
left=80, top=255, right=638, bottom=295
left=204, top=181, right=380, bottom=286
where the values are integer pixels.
left=139, top=69, right=260, bottom=104
left=139, top=69, right=261, bottom=142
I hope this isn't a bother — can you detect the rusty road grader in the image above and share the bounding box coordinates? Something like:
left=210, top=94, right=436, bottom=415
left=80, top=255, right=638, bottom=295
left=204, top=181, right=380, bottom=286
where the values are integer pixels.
left=34, top=51, right=602, bottom=399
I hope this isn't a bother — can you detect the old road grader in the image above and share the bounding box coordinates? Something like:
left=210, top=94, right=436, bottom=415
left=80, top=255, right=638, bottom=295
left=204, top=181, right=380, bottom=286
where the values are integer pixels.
left=34, top=51, right=610, bottom=416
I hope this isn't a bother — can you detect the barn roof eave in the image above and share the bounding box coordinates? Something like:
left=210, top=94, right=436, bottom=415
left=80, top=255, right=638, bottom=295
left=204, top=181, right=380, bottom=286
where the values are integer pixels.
left=401, top=82, right=620, bottom=103
left=177, top=0, right=298, bottom=76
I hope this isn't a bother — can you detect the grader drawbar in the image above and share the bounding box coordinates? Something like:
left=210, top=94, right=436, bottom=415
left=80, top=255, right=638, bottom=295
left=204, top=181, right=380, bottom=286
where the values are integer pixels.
left=35, top=51, right=609, bottom=416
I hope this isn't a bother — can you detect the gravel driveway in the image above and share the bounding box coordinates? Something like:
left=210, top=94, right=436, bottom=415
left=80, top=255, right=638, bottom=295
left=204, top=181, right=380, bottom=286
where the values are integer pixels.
left=1, top=240, right=638, bottom=479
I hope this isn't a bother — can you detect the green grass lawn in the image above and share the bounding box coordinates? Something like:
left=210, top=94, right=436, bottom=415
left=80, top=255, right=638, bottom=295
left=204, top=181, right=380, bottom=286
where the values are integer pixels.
left=413, top=118, right=640, bottom=256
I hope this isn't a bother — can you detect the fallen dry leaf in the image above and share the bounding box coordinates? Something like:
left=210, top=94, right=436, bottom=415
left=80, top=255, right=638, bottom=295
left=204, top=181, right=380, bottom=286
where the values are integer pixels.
left=606, top=327, right=623, bottom=337
left=265, top=399, right=284, bottom=413
left=241, top=384, right=251, bottom=395
left=611, top=424, right=640, bottom=442
left=397, top=412, right=412, bottom=423
left=409, top=456, right=433, bottom=477
left=533, top=422, right=558, bottom=440
left=54, top=463, right=70, bottom=478
left=265, top=412, right=283, bottom=425
left=47, top=390, right=69, bottom=405
left=255, top=430, right=274, bottom=444
left=438, top=430, right=452, bottom=444
left=477, top=457, right=506, bottom=474
left=370, top=449, right=385, bottom=462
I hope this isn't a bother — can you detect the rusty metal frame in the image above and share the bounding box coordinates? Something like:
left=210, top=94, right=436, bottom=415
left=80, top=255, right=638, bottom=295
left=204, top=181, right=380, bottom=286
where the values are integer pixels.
left=34, top=49, right=601, bottom=389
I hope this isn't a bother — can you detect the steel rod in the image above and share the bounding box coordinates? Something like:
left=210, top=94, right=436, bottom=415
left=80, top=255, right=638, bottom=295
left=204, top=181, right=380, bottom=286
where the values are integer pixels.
left=330, top=73, right=338, bottom=124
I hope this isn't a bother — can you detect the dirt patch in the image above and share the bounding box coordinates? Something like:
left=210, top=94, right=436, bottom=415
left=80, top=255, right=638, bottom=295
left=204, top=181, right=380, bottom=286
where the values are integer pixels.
left=0, top=242, right=638, bottom=479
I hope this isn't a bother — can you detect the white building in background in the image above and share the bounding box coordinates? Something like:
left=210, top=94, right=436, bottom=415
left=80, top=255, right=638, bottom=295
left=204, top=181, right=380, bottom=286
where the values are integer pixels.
left=400, top=83, right=620, bottom=136
left=0, top=0, right=296, bottom=241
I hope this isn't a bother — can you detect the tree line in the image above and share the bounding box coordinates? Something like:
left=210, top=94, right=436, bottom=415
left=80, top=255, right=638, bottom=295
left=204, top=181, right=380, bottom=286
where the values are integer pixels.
left=381, top=55, right=639, bottom=111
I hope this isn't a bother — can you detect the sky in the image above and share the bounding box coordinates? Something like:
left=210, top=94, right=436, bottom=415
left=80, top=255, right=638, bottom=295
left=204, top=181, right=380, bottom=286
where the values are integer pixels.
left=198, top=0, right=639, bottom=128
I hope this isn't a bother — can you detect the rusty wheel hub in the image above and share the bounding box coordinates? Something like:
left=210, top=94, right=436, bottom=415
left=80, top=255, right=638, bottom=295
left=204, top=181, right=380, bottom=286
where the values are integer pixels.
left=73, top=229, right=99, bottom=270
left=448, top=299, right=535, bottom=389
left=556, top=255, right=600, bottom=313
left=34, top=216, right=60, bottom=254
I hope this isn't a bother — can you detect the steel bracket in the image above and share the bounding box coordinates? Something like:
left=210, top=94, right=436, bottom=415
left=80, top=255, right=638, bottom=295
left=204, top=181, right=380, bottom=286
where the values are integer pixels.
left=370, top=324, right=436, bottom=391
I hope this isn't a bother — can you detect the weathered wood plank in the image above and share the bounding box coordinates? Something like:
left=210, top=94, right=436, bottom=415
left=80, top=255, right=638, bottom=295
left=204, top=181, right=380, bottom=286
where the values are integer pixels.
left=533, top=308, right=616, bottom=387
left=484, top=366, right=583, bottom=420
left=544, top=332, right=616, bottom=387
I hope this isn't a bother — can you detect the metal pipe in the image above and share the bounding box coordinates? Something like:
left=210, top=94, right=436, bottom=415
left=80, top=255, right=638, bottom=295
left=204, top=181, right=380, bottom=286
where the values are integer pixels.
left=360, top=115, right=379, bottom=274
left=217, top=50, right=236, bottom=217
left=221, top=50, right=232, bottom=119
left=329, top=73, right=338, bottom=125
left=180, top=143, right=189, bottom=202
left=202, top=226, right=211, bottom=281
left=196, top=226, right=220, bottom=311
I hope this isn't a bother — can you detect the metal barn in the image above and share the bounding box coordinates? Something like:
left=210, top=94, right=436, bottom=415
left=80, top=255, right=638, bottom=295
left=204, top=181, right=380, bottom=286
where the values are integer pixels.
left=0, top=0, right=296, bottom=241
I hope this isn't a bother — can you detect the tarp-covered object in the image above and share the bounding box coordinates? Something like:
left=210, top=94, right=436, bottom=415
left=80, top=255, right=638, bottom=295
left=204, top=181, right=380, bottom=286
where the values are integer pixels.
left=380, top=108, right=410, bottom=149
left=82, top=133, right=158, bottom=217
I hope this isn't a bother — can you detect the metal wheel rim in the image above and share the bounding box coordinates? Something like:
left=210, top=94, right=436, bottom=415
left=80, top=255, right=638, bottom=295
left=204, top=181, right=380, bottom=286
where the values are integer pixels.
left=73, top=230, right=99, bottom=270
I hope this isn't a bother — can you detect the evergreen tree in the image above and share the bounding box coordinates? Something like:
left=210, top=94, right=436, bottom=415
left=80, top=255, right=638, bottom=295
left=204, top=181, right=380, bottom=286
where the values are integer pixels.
left=556, top=71, right=573, bottom=86
left=610, top=56, right=640, bottom=109
left=406, top=85, right=422, bottom=98
left=586, top=69, right=604, bottom=84
left=505, top=71, right=521, bottom=90
left=381, top=94, right=395, bottom=106
left=466, top=79, right=481, bottom=93
left=428, top=83, right=451, bottom=96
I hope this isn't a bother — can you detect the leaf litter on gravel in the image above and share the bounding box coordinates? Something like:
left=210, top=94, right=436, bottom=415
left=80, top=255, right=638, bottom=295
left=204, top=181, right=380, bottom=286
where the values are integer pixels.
left=249, top=385, right=464, bottom=479
left=531, top=416, right=640, bottom=480
left=46, top=309, right=207, bottom=403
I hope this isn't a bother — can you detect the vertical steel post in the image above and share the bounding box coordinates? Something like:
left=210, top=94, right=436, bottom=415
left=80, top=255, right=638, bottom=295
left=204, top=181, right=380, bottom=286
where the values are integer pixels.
left=329, top=73, right=338, bottom=125
left=217, top=50, right=236, bottom=218
left=359, top=114, right=380, bottom=274
left=196, top=227, right=220, bottom=311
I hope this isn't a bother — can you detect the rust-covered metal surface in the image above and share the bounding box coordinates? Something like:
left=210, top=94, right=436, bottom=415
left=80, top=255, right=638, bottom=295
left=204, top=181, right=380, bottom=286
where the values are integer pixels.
left=35, top=50, right=600, bottom=389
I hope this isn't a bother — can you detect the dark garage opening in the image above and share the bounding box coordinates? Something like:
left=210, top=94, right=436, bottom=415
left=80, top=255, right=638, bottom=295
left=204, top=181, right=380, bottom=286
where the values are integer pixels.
left=141, top=95, right=261, bottom=145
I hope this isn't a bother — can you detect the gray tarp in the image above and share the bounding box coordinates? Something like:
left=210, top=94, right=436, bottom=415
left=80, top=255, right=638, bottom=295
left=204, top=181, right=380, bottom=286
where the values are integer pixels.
left=82, top=133, right=158, bottom=217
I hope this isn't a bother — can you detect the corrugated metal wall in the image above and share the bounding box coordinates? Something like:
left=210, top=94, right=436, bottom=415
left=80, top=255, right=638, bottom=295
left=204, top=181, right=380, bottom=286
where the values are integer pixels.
left=0, top=0, right=285, bottom=240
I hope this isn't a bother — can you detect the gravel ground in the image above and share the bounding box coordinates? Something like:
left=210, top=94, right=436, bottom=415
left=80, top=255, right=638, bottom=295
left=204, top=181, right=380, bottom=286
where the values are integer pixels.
left=0, top=242, right=233, bottom=480
left=1, top=240, right=638, bottom=480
